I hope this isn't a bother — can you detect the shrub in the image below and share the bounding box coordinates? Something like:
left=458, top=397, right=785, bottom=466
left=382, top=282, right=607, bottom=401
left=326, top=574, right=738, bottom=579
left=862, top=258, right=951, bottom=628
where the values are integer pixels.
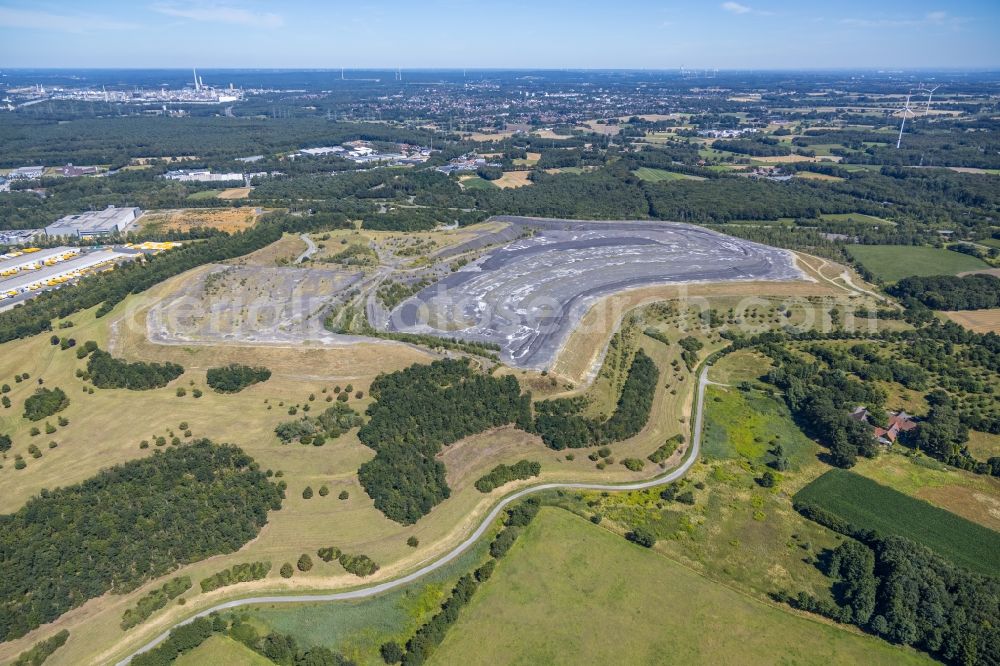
left=23, top=387, right=69, bottom=421
left=627, top=527, right=656, bottom=548
left=474, top=559, right=495, bottom=582
left=339, top=552, right=379, bottom=577
left=199, top=562, right=272, bottom=593
left=318, top=485, right=329, bottom=497
left=621, top=457, right=645, bottom=472
left=297, top=554, right=314, bottom=572
left=302, top=486, right=313, bottom=499
left=407, top=536, right=419, bottom=548
left=338, top=490, right=349, bottom=500
left=280, top=563, right=293, bottom=578
left=474, top=460, right=541, bottom=493
left=0, top=434, right=11, bottom=453
left=317, top=546, right=341, bottom=562
left=380, top=641, right=404, bottom=664
left=121, top=576, right=191, bottom=630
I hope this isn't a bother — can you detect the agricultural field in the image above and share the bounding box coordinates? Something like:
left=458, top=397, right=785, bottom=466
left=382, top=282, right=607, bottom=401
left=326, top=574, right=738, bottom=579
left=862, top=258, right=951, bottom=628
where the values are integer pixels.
left=944, top=308, right=1000, bottom=333
left=431, top=508, right=932, bottom=666
left=218, top=187, right=253, bottom=199
left=847, top=245, right=991, bottom=283
left=794, top=469, right=1000, bottom=576
left=457, top=175, right=495, bottom=190
left=851, top=452, right=1000, bottom=532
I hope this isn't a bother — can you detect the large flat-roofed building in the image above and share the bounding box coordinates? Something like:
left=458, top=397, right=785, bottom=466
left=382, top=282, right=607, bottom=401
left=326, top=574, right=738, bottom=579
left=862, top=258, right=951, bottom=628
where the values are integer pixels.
left=9, top=166, right=45, bottom=180
left=45, top=206, right=141, bottom=238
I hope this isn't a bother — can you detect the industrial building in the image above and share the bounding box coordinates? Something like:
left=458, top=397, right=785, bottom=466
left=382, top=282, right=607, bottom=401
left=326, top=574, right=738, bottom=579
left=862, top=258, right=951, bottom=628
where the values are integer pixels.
left=163, top=169, right=244, bottom=183
left=0, top=229, right=44, bottom=246
left=8, top=166, right=45, bottom=180
left=0, top=247, right=80, bottom=277
left=0, top=249, right=134, bottom=300
left=44, top=206, right=141, bottom=238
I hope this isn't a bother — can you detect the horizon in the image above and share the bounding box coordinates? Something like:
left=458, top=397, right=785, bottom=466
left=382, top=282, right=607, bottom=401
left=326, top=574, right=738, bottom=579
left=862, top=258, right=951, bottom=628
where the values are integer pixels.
left=1, top=0, right=998, bottom=70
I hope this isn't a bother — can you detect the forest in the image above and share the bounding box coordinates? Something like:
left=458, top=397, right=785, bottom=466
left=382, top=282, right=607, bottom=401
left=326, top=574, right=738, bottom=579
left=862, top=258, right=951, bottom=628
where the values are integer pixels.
left=206, top=364, right=272, bottom=393
left=889, top=274, right=1000, bottom=310
left=532, top=350, right=659, bottom=450
left=86, top=348, right=185, bottom=390
left=357, top=358, right=530, bottom=523
left=0, top=441, right=281, bottom=641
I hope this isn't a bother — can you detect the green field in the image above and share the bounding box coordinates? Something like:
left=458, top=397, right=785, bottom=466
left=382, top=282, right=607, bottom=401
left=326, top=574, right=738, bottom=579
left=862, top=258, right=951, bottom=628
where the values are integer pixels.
left=459, top=176, right=496, bottom=190
left=431, top=508, right=932, bottom=665
left=847, top=245, right=990, bottom=283
left=233, top=523, right=494, bottom=665
left=702, top=385, right=817, bottom=470
left=632, top=167, right=697, bottom=182
left=185, top=189, right=221, bottom=201
left=795, top=469, right=1000, bottom=576
left=174, top=634, right=273, bottom=666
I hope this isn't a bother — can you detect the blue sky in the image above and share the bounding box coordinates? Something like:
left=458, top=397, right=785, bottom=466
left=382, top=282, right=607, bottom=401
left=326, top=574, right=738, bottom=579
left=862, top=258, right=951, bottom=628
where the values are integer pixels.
left=0, top=0, right=997, bottom=69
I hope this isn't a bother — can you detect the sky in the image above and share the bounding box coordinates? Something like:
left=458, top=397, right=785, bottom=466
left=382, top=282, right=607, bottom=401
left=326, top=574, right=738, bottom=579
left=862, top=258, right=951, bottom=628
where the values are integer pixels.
left=0, top=0, right=998, bottom=70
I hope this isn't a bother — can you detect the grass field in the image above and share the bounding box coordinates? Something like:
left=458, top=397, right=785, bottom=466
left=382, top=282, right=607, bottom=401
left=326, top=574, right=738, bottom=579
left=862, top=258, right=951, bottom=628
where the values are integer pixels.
left=218, top=187, right=252, bottom=200
left=632, top=167, right=700, bottom=182
left=794, top=469, right=1000, bottom=575
left=431, top=508, right=932, bottom=666
left=457, top=175, right=496, bottom=190
left=174, top=635, right=272, bottom=666
left=847, top=245, right=990, bottom=283
left=186, top=189, right=221, bottom=201
left=702, top=384, right=817, bottom=470
left=966, top=430, right=1000, bottom=462
left=236, top=521, right=494, bottom=665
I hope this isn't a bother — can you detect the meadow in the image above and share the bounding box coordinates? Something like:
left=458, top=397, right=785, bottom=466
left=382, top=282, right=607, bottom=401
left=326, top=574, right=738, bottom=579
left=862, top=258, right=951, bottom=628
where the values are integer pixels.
left=847, top=245, right=990, bottom=283
left=794, top=469, right=1000, bottom=576
left=430, top=508, right=932, bottom=665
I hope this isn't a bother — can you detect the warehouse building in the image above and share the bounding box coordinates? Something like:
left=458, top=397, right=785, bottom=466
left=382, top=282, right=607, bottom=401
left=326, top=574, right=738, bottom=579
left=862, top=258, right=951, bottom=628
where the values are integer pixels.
left=45, top=206, right=141, bottom=238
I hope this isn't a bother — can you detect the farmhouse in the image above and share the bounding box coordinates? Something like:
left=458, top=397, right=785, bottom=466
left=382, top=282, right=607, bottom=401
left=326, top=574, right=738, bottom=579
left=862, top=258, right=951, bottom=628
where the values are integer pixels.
left=850, top=406, right=918, bottom=444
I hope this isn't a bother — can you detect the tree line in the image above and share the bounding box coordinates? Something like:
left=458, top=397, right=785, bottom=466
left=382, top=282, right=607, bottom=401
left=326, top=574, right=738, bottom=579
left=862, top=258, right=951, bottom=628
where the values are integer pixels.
left=532, top=350, right=659, bottom=450
left=787, top=500, right=999, bottom=665
left=889, top=274, right=1000, bottom=311
left=86, top=348, right=184, bottom=390
left=474, top=460, right=541, bottom=493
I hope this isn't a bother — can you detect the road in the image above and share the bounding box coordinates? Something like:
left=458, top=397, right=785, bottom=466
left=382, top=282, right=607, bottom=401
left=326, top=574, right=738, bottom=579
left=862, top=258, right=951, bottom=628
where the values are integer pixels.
left=115, top=364, right=713, bottom=665
left=294, top=233, right=318, bottom=264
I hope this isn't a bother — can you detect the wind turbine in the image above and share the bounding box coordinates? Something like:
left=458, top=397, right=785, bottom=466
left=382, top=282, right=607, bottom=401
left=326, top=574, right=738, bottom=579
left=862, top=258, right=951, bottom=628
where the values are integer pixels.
left=895, top=93, right=915, bottom=149
left=921, top=85, right=940, bottom=116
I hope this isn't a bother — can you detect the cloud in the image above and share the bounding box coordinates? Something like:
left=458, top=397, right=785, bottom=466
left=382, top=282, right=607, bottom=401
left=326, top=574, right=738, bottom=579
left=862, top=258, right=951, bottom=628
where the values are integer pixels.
left=0, top=7, right=139, bottom=32
left=721, top=2, right=751, bottom=14
left=839, top=10, right=966, bottom=29
left=150, top=2, right=284, bottom=28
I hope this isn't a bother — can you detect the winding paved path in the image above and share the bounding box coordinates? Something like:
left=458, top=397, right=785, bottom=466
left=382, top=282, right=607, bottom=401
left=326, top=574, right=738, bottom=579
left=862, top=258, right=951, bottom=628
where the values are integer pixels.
left=115, top=365, right=713, bottom=665
left=294, top=233, right=318, bottom=264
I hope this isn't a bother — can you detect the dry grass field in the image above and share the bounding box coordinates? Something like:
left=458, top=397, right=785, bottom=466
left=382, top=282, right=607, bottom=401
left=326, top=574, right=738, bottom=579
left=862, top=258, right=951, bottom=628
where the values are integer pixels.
left=512, top=151, right=541, bottom=166
left=139, top=207, right=261, bottom=233
left=944, top=309, right=1000, bottom=333
left=218, top=187, right=252, bottom=199
left=493, top=171, right=532, bottom=188
left=795, top=171, right=845, bottom=181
